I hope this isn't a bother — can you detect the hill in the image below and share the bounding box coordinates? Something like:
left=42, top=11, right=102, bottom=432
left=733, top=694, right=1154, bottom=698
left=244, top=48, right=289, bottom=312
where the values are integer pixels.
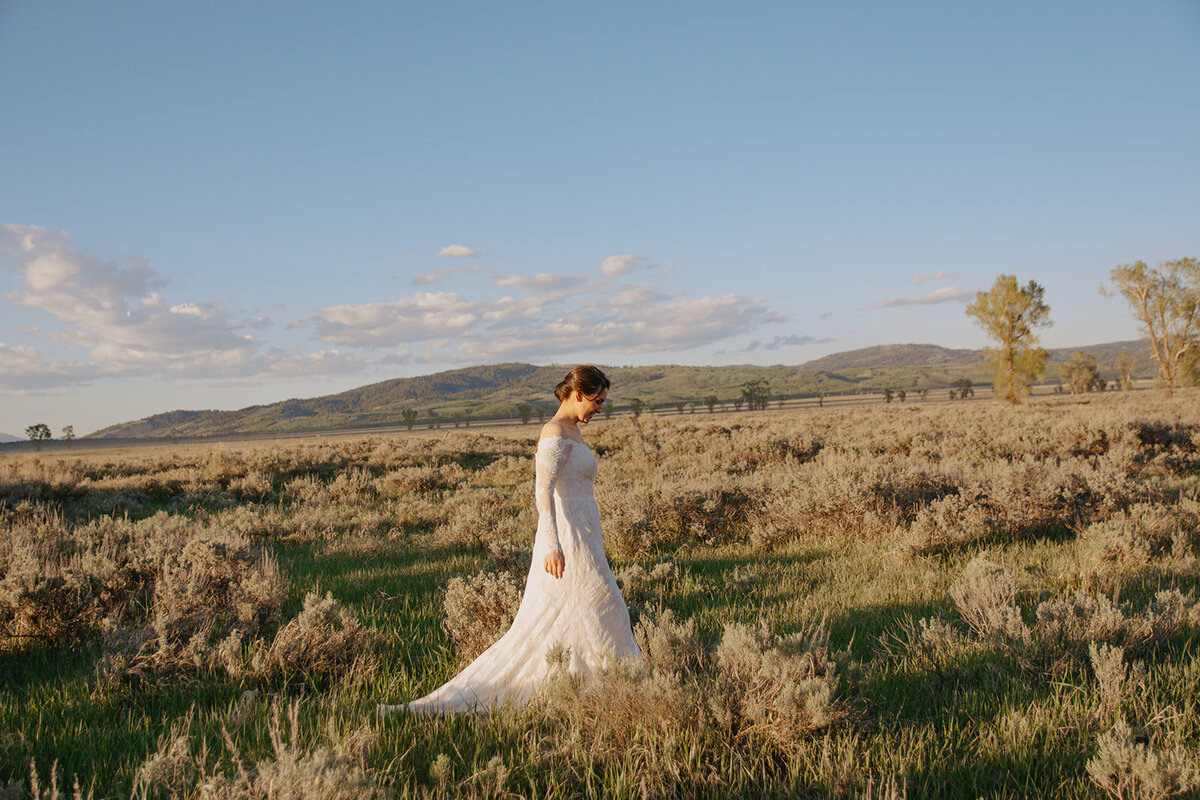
left=0, top=433, right=22, bottom=443
left=90, top=340, right=1155, bottom=439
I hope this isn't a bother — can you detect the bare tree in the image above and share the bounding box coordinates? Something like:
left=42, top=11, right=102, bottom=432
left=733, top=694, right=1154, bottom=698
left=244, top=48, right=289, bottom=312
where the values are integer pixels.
left=1105, top=258, right=1199, bottom=397
left=966, top=275, right=1052, bottom=404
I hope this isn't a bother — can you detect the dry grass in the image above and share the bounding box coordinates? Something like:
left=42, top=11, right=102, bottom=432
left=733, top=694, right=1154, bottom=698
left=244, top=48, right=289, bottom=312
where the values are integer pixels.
left=1, top=388, right=1198, bottom=797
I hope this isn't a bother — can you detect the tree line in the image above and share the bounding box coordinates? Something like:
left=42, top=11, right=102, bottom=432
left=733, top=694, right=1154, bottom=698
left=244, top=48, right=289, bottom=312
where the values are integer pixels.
left=965, top=258, right=1198, bottom=404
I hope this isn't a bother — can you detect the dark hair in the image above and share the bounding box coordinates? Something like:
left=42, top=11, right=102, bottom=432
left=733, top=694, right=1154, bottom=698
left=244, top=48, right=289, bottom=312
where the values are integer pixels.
left=555, top=365, right=610, bottom=402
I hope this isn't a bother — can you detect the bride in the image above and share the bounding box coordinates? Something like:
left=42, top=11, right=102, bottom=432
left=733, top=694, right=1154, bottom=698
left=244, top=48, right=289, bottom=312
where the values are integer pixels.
left=379, top=365, right=642, bottom=715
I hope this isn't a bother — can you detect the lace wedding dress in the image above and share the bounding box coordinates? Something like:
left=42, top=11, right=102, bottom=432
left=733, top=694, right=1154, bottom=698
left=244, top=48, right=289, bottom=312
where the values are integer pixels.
left=381, top=434, right=642, bottom=715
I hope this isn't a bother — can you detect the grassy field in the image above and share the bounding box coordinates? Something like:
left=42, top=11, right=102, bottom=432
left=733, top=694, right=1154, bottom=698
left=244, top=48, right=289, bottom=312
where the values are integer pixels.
left=2, top=389, right=1198, bottom=798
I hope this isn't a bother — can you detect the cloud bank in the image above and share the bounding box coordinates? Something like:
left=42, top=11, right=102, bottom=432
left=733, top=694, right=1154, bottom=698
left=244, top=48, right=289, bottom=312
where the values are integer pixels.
left=1, top=227, right=786, bottom=391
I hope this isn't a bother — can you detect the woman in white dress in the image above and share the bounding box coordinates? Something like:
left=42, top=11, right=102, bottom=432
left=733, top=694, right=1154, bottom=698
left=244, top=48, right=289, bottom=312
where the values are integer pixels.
left=379, top=365, right=642, bottom=715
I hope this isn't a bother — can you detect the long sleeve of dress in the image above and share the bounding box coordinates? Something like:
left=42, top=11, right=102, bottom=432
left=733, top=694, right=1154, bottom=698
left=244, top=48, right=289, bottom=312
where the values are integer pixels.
left=535, top=436, right=574, bottom=554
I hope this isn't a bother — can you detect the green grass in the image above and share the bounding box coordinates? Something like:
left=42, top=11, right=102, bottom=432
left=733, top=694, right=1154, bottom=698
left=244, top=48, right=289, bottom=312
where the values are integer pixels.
left=2, top=394, right=1198, bottom=798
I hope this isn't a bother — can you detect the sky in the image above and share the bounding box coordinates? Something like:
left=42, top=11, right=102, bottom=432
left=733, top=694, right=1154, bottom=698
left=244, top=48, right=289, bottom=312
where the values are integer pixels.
left=1, top=1, right=1198, bottom=436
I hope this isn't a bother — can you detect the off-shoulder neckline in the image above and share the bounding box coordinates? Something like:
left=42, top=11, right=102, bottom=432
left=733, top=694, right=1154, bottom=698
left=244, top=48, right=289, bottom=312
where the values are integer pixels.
left=538, top=433, right=586, bottom=447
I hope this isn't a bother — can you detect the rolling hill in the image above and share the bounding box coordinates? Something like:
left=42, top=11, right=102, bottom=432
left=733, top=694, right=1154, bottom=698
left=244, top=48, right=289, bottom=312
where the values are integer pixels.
left=89, top=340, right=1155, bottom=439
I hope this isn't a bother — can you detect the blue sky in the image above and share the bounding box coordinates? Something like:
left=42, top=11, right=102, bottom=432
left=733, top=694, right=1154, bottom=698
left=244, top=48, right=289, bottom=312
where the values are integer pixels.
left=2, top=1, right=1198, bottom=435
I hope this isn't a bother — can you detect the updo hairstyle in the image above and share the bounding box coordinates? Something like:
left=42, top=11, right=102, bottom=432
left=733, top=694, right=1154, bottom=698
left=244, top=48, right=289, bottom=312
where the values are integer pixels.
left=554, top=365, right=610, bottom=402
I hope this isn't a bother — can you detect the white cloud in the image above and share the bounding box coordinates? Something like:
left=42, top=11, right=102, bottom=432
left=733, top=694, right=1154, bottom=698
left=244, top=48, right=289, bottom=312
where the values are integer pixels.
left=436, top=244, right=481, bottom=258
left=872, top=286, right=974, bottom=308
left=911, top=269, right=966, bottom=284
left=598, top=254, right=648, bottom=277
left=493, top=273, right=587, bottom=293
left=300, top=291, right=488, bottom=346
left=0, top=341, right=103, bottom=392
left=306, top=280, right=784, bottom=364
left=0, top=225, right=358, bottom=390
left=411, top=264, right=482, bottom=285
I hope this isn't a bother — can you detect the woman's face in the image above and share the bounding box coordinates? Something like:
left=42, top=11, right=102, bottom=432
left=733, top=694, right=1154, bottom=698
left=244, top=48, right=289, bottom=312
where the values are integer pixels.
left=579, top=389, right=607, bottom=423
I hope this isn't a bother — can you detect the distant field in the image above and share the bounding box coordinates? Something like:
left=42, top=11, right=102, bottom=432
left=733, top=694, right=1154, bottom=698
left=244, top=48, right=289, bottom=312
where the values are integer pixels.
left=2, top=389, right=1197, bottom=798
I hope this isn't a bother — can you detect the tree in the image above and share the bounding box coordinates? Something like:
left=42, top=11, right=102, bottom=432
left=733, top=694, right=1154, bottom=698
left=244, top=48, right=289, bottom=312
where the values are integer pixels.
left=733, top=398, right=743, bottom=412
left=953, top=378, right=975, bottom=399
left=427, top=409, right=440, bottom=429
left=882, top=388, right=894, bottom=404
left=965, top=275, right=1052, bottom=404
left=629, top=398, right=645, bottom=418
left=688, top=402, right=696, bottom=414
left=401, top=409, right=419, bottom=430
left=516, top=403, right=533, bottom=425
left=897, top=390, right=906, bottom=402
left=1114, top=353, right=1137, bottom=391
left=603, top=402, right=614, bottom=420
left=740, top=379, right=770, bottom=411
left=676, top=402, right=685, bottom=415
left=704, top=395, right=718, bottom=413
left=25, top=423, right=51, bottom=450
left=62, top=425, right=75, bottom=446
left=918, top=388, right=928, bottom=402
left=1059, top=351, right=1099, bottom=394
left=1105, top=258, right=1199, bottom=397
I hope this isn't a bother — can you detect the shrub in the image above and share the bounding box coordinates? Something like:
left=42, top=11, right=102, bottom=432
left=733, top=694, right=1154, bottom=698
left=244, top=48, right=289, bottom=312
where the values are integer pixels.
left=633, top=605, right=703, bottom=675
left=442, top=571, right=522, bottom=663
left=1086, top=720, right=1198, bottom=800
left=711, top=620, right=851, bottom=751
left=949, top=555, right=1030, bottom=647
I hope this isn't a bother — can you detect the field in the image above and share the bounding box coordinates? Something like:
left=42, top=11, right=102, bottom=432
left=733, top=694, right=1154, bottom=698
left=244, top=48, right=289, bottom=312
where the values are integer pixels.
left=2, top=390, right=1199, bottom=798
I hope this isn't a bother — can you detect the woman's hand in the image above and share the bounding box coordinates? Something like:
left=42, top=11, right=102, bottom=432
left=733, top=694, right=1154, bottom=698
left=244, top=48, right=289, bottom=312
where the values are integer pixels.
left=544, top=550, right=565, bottom=580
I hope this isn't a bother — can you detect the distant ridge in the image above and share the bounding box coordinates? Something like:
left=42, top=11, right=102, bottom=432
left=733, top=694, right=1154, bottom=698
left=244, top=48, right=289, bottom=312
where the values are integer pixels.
left=0, top=433, right=21, bottom=443
left=90, top=340, right=1154, bottom=439
left=798, top=343, right=982, bottom=371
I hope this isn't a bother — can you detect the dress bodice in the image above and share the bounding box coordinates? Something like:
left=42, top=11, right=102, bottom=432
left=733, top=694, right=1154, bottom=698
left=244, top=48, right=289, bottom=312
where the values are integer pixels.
left=536, top=435, right=597, bottom=497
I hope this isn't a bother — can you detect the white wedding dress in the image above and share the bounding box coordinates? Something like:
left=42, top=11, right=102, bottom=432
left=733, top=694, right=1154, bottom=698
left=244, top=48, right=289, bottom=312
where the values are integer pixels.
left=381, top=434, right=642, bottom=714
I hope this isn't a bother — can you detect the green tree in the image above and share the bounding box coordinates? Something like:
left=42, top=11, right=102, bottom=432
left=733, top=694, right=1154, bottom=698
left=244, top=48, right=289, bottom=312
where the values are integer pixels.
left=629, top=398, right=645, bottom=418
left=401, top=408, right=419, bottom=430
left=603, top=402, right=614, bottom=420
left=1059, top=351, right=1099, bottom=394
left=965, top=275, right=1052, bottom=404
left=1105, top=258, right=1199, bottom=398
left=882, top=388, right=894, bottom=404
left=516, top=403, right=533, bottom=425
left=740, top=379, right=770, bottom=411
left=704, top=395, right=718, bottom=413
left=953, top=378, right=975, bottom=399
left=1114, top=353, right=1137, bottom=391
left=25, top=423, right=51, bottom=450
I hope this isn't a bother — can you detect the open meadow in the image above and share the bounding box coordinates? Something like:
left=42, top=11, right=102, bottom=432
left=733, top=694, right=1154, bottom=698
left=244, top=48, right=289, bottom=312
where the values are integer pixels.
left=2, top=390, right=1199, bottom=799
